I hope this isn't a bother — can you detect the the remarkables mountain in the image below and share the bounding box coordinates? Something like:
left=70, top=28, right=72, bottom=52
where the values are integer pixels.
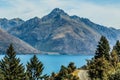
left=1, top=8, right=120, bottom=54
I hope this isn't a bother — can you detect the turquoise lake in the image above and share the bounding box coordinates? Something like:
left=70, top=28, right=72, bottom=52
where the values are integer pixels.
left=0, top=55, right=93, bottom=75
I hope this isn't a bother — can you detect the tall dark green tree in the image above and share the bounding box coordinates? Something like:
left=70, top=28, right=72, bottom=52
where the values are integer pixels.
left=110, top=50, right=119, bottom=69
left=113, top=40, right=120, bottom=56
left=67, top=62, right=76, bottom=73
left=54, top=65, right=79, bottom=80
left=87, top=36, right=115, bottom=80
left=26, top=55, right=44, bottom=80
left=95, top=36, right=110, bottom=60
left=0, top=44, right=25, bottom=80
left=87, top=56, right=113, bottom=80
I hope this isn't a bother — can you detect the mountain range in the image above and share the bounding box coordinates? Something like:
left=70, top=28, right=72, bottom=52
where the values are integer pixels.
left=0, top=8, right=120, bottom=54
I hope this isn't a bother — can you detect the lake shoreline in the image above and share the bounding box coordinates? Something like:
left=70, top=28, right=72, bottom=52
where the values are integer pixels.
left=0, top=54, right=93, bottom=75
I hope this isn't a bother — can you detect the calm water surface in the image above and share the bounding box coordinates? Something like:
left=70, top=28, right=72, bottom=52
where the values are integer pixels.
left=0, top=54, right=93, bottom=75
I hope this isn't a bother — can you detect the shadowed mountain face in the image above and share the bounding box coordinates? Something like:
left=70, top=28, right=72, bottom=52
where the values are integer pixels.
left=0, top=29, right=39, bottom=54
left=4, top=8, right=120, bottom=54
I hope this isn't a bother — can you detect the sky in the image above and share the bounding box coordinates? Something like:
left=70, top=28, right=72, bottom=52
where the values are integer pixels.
left=0, top=0, right=120, bottom=29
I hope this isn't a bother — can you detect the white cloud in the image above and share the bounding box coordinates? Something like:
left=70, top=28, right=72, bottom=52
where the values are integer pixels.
left=0, top=0, right=120, bottom=28
left=66, top=2, right=120, bottom=28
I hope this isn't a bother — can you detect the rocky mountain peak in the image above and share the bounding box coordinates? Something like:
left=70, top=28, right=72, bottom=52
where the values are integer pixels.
left=70, top=15, right=91, bottom=23
left=80, top=18, right=91, bottom=23
left=0, top=18, right=8, bottom=21
left=27, top=17, right=40, bottom=23
left=70, top=15, right=81, bottom=21
left=42, top=8, right=69, bottom=21
left=10, top=18, right=24, bottom=22
left=50, top=8, right=68, bottom=16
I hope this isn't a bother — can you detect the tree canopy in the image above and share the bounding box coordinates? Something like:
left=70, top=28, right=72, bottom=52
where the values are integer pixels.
left=26, top=55, right=44, bottom=80
left=95, top=36, right=110, bottom=60
left=0, top=44, right=25, bottom=80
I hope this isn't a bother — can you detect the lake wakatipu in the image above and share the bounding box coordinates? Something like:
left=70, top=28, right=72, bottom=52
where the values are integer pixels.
left=0, top=54, right=93, bottom=75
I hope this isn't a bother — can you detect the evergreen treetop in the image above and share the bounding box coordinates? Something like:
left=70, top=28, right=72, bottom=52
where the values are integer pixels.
left=26, top=55, right=44, bottom=80
left=113, top=40, right=120, bottom=56
left=95, top=36, right=110, bottom=60
left=111, top=50, right=119, bottom=69
left=0, top=44, right=25, bottom=80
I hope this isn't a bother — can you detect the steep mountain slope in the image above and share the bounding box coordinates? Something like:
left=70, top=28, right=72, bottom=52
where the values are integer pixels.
left=8, top=8, right=120, bottom=54
left=69, top=16, right=120, bottom=47
left=0, top=18, right=24, bottom=31
left=76, top=17, right=120, bottom=45
left=9, top=8, right=101, bottom=54
left=0, top=29, right=39, bottom=54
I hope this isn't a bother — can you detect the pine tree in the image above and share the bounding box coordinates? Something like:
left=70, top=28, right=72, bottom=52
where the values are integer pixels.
left=57, top=65, right=68, bottom=79
left=0, top=44, right=25, bottom=80
left=95, top=36, right=110, bottom=60
left=87, top=36, right=115, bottom=80
left=26, top=55, right=44, bottom=80
left=88, top=56, right=113, bottom=80
left=67, top=62, right=76, bottom=73
left=113, top=40, right=120, bottom=56
left=54, top=64, right=79, bottom=80
left=110, top=50, right=119, bottom=69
